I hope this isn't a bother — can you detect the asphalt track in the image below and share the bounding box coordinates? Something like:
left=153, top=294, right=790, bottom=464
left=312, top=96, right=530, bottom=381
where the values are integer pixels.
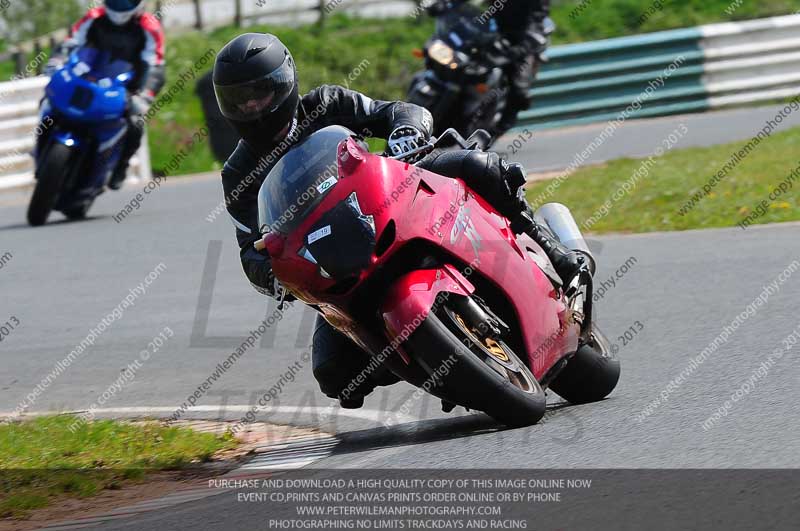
left=1, top=108, right=799, bottom=529
left=513, top=103, right=800, bottom=173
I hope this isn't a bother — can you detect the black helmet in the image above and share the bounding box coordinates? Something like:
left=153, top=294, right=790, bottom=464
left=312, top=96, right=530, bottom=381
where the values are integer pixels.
left=213, top=33, right=300, bottom=150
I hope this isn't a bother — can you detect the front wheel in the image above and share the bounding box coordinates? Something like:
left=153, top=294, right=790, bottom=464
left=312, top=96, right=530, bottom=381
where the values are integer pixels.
left=403, top=296, right=546, bottom=427
left=27, top=143, right=72, bottom=226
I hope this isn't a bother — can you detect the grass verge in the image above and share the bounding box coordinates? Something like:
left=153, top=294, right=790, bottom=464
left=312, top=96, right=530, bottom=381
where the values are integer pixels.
left=0, top=415, right=235, bottom=519
left=525, top=125, right=800, bottom=233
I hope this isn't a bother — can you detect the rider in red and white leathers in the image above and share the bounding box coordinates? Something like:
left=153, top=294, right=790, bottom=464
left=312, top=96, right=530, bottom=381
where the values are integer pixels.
left=42, top=0, right=165, bottom=189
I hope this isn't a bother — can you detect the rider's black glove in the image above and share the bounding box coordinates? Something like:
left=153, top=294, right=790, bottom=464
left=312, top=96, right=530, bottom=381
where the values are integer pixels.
left=388, top=126, right=429, bottom=158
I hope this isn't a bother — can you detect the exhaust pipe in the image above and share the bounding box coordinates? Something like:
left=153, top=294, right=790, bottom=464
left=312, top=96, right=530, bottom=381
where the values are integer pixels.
left=534, top=203, right=596, bottom=276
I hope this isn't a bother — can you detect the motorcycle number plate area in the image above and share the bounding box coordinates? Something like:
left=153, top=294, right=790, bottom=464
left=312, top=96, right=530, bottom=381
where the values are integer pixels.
left=307, top=225, right=332, bottom=245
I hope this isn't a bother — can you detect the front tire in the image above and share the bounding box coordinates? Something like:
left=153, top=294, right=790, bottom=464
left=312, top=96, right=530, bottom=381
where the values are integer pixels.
left=62, top=201, right=92, bottom=221
left=27, top=143, right=71, bottom=226
left=404, top=296, right=546, bottom=428
left=549, top=327, right=621, bottom=404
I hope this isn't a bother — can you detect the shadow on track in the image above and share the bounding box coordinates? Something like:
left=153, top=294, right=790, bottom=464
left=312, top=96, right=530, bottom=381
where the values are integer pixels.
left=0, top=215, right=111, bottom=231
left=328, top=402, right=579, bottom=459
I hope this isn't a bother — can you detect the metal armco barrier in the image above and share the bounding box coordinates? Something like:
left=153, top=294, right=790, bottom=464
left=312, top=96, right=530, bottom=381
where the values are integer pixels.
left=521, top=14, right=800, bottom=130
left=0, top=76, right=152, bottom=191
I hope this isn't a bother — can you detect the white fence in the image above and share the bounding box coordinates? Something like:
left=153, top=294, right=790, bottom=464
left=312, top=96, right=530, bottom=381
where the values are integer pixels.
left=0, top=76, right=151, bottom=191
left=151, top=0, right=416, bottom=30
left=700, top=15, right=800, bottom=109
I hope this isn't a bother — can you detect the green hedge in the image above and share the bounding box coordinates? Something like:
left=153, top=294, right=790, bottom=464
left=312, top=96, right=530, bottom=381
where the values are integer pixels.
left=550, top=0, right=795, bottom=43
left=150, top=14, right=434, bottom=175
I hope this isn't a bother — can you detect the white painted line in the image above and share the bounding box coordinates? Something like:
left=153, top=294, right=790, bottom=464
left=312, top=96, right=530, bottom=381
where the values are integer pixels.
left=1, top=405, right=419, bottom=426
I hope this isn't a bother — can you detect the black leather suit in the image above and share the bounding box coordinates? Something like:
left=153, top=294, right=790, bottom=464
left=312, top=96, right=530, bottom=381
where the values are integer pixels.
left=452, top=0, right=551, bottom=127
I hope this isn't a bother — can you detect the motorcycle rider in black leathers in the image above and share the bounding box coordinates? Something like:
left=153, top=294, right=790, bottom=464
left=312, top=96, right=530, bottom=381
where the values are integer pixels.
left=435, top=0, right=551, bottom=136
left=43, top=0, right=166, bottom=190
left=213, top=33, right=582, bottom=408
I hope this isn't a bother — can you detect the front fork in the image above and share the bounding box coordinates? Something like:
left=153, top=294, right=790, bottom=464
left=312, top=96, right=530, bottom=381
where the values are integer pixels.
left=562, top=264, right=595, bottom=346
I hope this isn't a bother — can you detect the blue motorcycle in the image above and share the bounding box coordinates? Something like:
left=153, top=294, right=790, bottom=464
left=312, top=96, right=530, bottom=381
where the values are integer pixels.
left=28, top=47, right=134, bottom=226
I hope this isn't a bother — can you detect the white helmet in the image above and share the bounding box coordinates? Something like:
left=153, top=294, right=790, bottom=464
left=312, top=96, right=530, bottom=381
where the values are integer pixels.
left=104, top=0, right=144, bottom=26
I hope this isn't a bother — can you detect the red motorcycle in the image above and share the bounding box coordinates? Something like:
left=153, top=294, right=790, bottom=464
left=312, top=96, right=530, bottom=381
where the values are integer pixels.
left=256, top=126, right=619, bottom=427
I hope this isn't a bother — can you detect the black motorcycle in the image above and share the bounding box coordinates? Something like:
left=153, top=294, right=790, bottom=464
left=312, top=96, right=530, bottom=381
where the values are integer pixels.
left=407, top=1, right=513, bottom=144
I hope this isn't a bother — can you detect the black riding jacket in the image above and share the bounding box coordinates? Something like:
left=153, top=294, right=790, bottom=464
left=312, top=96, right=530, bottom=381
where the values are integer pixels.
left=221, top=85, right=433, bottom=295
left=453, top=0, right=550, bottom=48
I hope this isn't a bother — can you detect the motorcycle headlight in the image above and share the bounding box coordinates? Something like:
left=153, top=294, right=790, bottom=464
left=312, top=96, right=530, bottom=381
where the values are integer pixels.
left=428, top=40, right=455, bottom=66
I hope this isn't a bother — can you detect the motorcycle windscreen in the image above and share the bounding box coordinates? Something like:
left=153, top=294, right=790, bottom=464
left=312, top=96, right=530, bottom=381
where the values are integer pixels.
left=73, top=47, right=134, bottom=81
left=48, top=47, right=131, bottom=121
left=435, top=3, right=494, bottom=49
left=258, top=125, right=355, bottom=235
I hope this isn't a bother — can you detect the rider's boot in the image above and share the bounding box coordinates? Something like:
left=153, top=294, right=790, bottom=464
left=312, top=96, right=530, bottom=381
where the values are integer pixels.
left=108, top=162, right=128, bottom=190
left=313, top=316, right=401, bottom=410
left=108, top=116, right=143, bottom=191
left=514, top=208, right=585, bottom=286
left=500, top=163, right=586, bottom=286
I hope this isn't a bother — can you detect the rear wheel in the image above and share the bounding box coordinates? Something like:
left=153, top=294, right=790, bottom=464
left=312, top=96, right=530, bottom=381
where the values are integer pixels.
left=549, top=327, right=621, bottom=404
left=27, top=143, right=71, bottom=226
left=404, top=295, right=546, bottom=427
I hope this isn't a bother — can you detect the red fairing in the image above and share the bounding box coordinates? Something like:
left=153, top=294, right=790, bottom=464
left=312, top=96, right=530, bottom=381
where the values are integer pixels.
left=267, top=137, right=579, bottom=380
left=381, top=265, right=475, bottom=345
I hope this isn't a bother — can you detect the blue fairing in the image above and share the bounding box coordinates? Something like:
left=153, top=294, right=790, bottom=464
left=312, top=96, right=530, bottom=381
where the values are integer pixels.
left=45, top=48, right=131, bottom=123
left=39, top=47, right=134, bottom=208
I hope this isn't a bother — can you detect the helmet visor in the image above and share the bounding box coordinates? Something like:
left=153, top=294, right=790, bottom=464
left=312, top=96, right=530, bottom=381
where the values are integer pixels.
left=105, top=0, right=142, bottom=11
left=214, top=55, right=296, bottom=122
